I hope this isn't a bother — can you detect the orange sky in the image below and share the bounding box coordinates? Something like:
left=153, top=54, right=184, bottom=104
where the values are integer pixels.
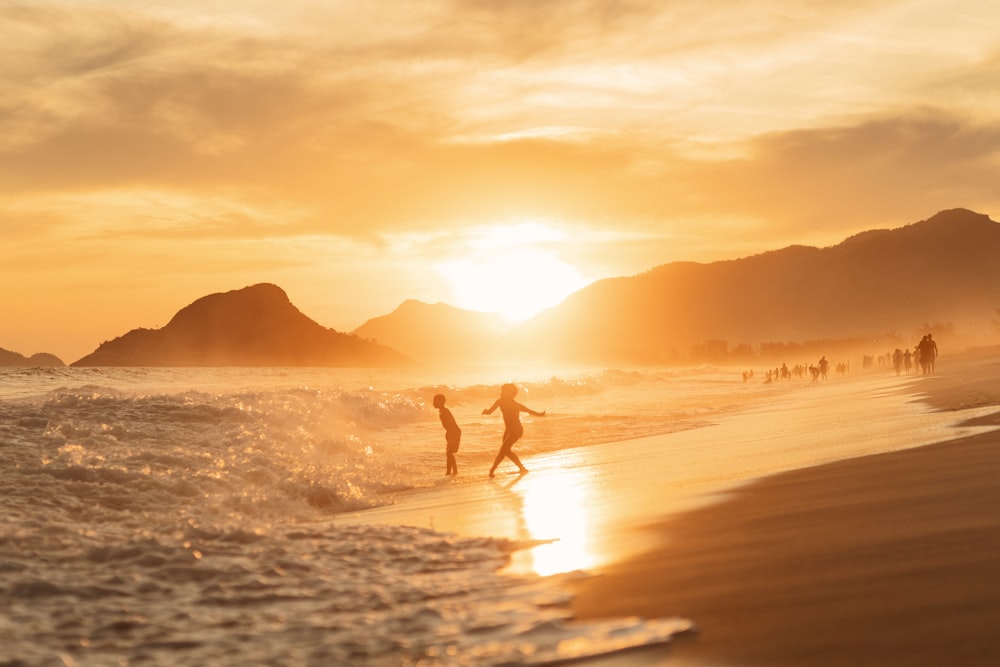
left=3, top=1, right=1000, bottom=363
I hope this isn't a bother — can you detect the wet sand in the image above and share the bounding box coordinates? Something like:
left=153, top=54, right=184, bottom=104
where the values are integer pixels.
left=573, top=347, right=1000, bottom=666
left=339, top=347, right=1000, bottom=664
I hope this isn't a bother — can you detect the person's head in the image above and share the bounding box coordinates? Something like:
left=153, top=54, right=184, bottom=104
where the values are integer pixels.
left=433, top=394, right=446, bottom=409
left=500, top=383, right=518, bottom=399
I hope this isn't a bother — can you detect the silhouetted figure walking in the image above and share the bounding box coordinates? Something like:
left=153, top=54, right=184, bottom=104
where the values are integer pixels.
left=434, top=394, right=461, bottom=476
left=917, top=334, right=939, bottom=374
left=927, top=334, right=939, bottom=372
left=483, top=383, right=545, bottom=478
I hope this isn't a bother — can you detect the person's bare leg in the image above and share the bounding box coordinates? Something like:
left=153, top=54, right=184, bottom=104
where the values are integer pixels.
left=507, top=450, right=528, bottom=474
left=489, top=449, right=506, bottom=477
left=490, top=431, right=521, bottom=477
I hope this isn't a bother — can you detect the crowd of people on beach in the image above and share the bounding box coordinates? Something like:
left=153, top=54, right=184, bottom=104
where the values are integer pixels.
left=744, top=333, right=942, bottom=386
left=745, top=355, right=848, bottom=384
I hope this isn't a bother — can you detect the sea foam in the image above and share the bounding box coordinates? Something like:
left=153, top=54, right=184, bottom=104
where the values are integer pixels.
left=0, top=367, right=715, bottom=665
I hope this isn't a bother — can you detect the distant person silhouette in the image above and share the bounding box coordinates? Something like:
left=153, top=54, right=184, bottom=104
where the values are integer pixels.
left=927, top=334, right=939, bottom=372
left=433, top=394, right=461, bottom=476
left=482, top=383, right=545, bottom=478
left=918, top=334, right=939, bottom=374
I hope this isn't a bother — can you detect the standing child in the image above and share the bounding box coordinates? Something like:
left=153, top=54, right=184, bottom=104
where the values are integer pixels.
left=433, top=394, right=461, bottom=476
left=482, top=383, right=545, bottom=478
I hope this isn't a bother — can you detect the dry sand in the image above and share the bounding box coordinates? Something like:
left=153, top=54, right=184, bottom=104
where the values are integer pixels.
left=573, top=347, right=1000, bottom=666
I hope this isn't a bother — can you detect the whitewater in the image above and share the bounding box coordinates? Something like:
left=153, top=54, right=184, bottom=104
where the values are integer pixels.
left=0, top=365, right=778, bottom=666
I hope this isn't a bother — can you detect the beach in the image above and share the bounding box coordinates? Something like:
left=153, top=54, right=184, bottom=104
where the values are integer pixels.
left=572, top=347, right=1000, bottom=666
left=340, top=348, right=1000, bottom=665
left=4, top=355, right=998, bottom=665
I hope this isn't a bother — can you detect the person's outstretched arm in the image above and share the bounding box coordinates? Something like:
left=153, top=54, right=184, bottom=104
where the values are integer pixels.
left=516, top=401, right=545, bottom=417
left=483, top=400, right=500, bottom=416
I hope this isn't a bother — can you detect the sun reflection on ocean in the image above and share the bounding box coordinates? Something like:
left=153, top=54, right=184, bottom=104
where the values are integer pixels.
left=510, top=468, right=597, bottom=577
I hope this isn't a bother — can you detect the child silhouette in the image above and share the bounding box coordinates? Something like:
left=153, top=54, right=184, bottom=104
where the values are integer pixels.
left=482, top=383, right=545, bottom=477
left=433, top=394, right=461, bottom=476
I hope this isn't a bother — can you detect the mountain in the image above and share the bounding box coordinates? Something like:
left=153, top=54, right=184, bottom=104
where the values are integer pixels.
left=515, top=208, right=1000, bottom=363
left=351, top=300, right=512, bottom=365
left=72, top=283, right=410, bottom=367
left=0, top=348, right=65, bottom=367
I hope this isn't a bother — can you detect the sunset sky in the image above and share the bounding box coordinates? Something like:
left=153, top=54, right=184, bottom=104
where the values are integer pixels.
left=3, top=1, right=1000, bottom=362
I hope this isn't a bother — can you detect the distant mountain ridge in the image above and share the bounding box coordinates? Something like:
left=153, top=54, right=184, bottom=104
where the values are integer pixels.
left=513, top=208, right=1000, bottom=362
left=346, top=208, right=1000, bottom=366
left=0, top=347, right=65, bottom=367
left=72, top=284, right=410, bottom=367
left=39, top=207, right=1000, bottom=368
left=351, top=300, right=511, bottom=365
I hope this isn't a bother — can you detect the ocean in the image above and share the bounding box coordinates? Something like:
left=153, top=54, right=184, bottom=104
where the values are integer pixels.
left=0, top=365, right=783, bottom=666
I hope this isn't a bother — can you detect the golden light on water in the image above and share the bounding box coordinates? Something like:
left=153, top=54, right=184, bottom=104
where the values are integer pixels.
left=511, top=468, right=598, bottom=577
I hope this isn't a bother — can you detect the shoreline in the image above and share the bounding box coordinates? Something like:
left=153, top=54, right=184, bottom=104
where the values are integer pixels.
left=339, top=369, right=977, bottom=575
left=572, top=347, right=1000, bottom=666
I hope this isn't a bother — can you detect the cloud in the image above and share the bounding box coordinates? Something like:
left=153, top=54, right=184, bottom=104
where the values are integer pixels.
left=671, top=109, right=1000, bottom=246
left=3, top=0, right=999, bottom=251
left=6, top=0, right=1000, bottom=363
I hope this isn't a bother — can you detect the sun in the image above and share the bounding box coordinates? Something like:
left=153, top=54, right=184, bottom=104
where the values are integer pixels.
left=435, top=222, right=591, bottom=322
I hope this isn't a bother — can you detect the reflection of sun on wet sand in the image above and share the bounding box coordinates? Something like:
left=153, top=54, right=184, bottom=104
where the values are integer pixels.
left=573, top=347, right=1000, bottom=666
left=341, top=348, right=1000, bottom=664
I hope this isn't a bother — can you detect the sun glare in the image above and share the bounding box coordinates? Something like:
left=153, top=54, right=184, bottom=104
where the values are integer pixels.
left=436, top=223, right=591, bottom=322
left=515, top=469, right=597, bottom=576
